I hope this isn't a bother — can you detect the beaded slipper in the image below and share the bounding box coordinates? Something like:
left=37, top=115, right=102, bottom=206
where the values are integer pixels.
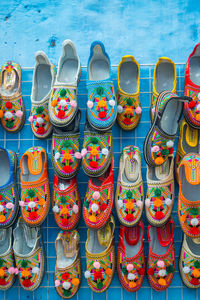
left=179, top=233, right=200, bottom=288
left=117, top=55, right=142, bottom=130
left=84, top=215, right=115, bottom=293
left=19, top=146, right=50, bottom=227
left=54, top=230, right=81, bottom=298
left=150, top=57, right=176, bottom=122
left=178, top=153, right=200, bottom=238
left=52, top=174, right=81, bottom=230
left=0, top=148, right=19, bottom=228
left=29, top=51, right=56, bottom=139
left=147, top=218, right=175, bottom=291
left=144, top=91, right=191, bottom=167
left=117, top=221, right=145, bottom=292
left=175, top=118, right=199, bottom=183
left=115, top=146, right=144, bottom=227
left=49, top=40, right=81, bottom=129
left=81, top=119, right=113, bottom=177
left=145, top=156, right=174, bottom=226
left=184, top=43, right=200, bottom=129
left=51, top=110, right=81, bottom=179
left=86, top=41, right=117, bottom=131
left=83, top=156, right=114, bottom=229
left=13, top=218, right=45, bottom=291
left=0, top=228, right=16, bottom=290
left=0, top=61, right=25, bottom=133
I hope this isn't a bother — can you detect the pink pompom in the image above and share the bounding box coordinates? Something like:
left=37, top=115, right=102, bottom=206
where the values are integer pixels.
left=70, top=100, right=77, bottom=108
left=74, top=152, right=82, bottom=159
left=126, top=264, right=134, bottom=271
left=151, top=145, right=160, bottom=153
left=81, top=148, right=87, bottom=157
left=55, top=279, right=60, bottom=287
left=72, top=204, right=79, bottom=214
left=14, top=268, right=19, bottom=275
left=93, top=261, right=100, bottom=269
left=28, top=116, right=34, bottom=123
left=93, top=191, right=100, bottom=200
left=135, top=106, right=142, bottom=114
left=8, top=267, right=15, bottom=274
left=145, top=198, right=151, bottom=208
left=136, top=200, right=143, bottom=208
left=6, top=202, right=14, bottom=209
left=157, top=260, right=165, bottom=268
left=87, top=101, right=94, bottom=109
left=15, top=110, right=23, bottom=118
left=152, top=107, right=155, bottom=115
left=198, top=93, right=200, bottom=100
left=19, top=201, right=25, bottom=207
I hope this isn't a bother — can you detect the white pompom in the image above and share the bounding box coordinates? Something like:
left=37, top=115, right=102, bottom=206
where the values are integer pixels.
left=32, top=267, right=40, bottom=274
left=84, top=270, right=91, bottom=279
left=183, top=266, right=190, bottom=274
left=191, top=218, right=199, bottom=226
left=63, top=281, right=71, bottom=290
left=109, top=99, right=115, bottom=107
left=117, top=105, right=123, bottom=113
left=197, top=104, right=200, bottom=112
left=102, top=148, right=109, bottom=156
left=0, top=205, right=4, bottom=212
left=55, top=152, right=60, bottom=160
left=118, top=199, right=123, bottom=208
left=128, top=273, right=136, bottom=280
left=28, top=201, right=36, bottom=208
left=60, top=99, right=67, bottom=107
left=53, top=205, right=59, bottom=213
left=91, top=203, right=99, bottom=212
left=166, top=140, right=174, bottom=148
left=198, top=93, right=200, bottom=100
left=158, top=269, right=166, bottom=277
left=165, top=198, right=172, bottom=206
left=5, top=111, right=13, bottom=119
left=36, top=117, right=44, bottom=124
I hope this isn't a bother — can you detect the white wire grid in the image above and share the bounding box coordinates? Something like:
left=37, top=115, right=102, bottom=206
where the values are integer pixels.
left=0, top=63, right=198, bottom=300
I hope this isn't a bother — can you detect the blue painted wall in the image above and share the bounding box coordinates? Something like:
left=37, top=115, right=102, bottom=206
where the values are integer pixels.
left=0, top=0, right=200, bottom=66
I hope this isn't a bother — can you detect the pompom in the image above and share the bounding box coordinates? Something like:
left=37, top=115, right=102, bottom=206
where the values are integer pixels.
left=191, top=218, right=199, bottom=226
left=15, top=110, right=23, bottom=118
left=109, top=99, right=115, bottom=107
left=55, top=279, right=60, bottom=287
left=28, top=116, right=34, bottom=123
left=166, top=140, right=174, bottom=148
left=63, top=281, right=71, bottom=290
left=128, top=273, right=136, bottom=280
left=32, top=267, right=40, bottom=274
left=126, top=264, right=134, bottom=271
left=8, top=267, right=15, bottom=274
left=197, top=104, right=200, bottom=112
left=93, top=261, right=100, bottom=269
left=81, top=148, right=87, bottom=157
left=4, top=111, right=13, bottom=119
left=87, top=101, right=93, bottom=109
left=36, top=117, right=44, bottom=124
left=102, top=148, right=109, bottom=156
left=183, top=266, right=190, bottom=274
left=0, top=205, right=4, bottom=212
left=53, top=205, right=59, bottom=213
left=60, top=99, right=67, bottom=107
left=19, top=201, right=25, bottom=207
left=91, top=203, right=99, bottom=212
left=158, top=269, right=166, bottom=277
left=6, top=202, right=14, bottom=209
left=145, top=198, right=151, bottom=208
left=188, top=100, right=196, bottom=109
left=117, top=199, right=123, bottom=208
left=152, top=107, right=155, bottom=115
left=55, top=152, right=60, bottom=160
left=74, top=152, right=81, bottom=159
left=117, top=105, right=123, bottom=113
left=0, top=110, right=4, bottom=118
left=198, top=93, right=200, bottom=100
left=165, top=198, right=172, bottom=206
left=157, top=260, right=165, bottom=268
left=136, top=200, right=143, bottom=208
left=135, top=106, right=142, bottom=114
left=72, top=204, right=79, bottom=214
left=70, top=100, right=77, bottom=108
left=93, top=191, right=100, bottom=200
left=151, top=145, right=160, bottom=153
left=28, top=201, right=36, bottom=208
left=14, top=268, right=19, bottom=275
left=84, top=270, right=91, bottom=278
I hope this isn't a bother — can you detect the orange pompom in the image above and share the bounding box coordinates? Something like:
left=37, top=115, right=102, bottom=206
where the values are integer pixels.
left=51, top=100, right=58, bottom=107
left=0, top=110, right=4, bottom=119
left=196, top=114, right=200, bottom=121
left=105, top=268, right=112, bottom=276
left=155, top=157, right=164, bottom=165
left=89, top=215, right=96, bottom=223
left=129, top=281, right=136, bottom=288
left=44, top=115, right=49, bottom=122
left=71, top=278, right=80, bottom=286
left=158, top=278, right=167, bottom=286
left=180, top=214, right=187, bottom=222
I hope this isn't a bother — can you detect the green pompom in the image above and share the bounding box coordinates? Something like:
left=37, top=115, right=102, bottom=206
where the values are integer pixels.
left=97, top=281, right=103, bottom=289
left=154, top=188, right=161, bottom=197
left=63, top=140, right=71, bottom=148
left=64, top=290, right=71, bottom=297
left=0, top=259, right=3, bottom=268
left=162, top=149, right=169, bottom=156
left=121, top=266, right=128, bottom=275
left=127, top=98, right=133, bottom=106
left=91, top=137, right=98, bottom=144
left=84, top=201, right=89, bottom=208
left=126, top=190, right=133, bottom=199
left=60, top=89, right=66, bottom=97
left=166, top=265, right=174, bottom=274
left=194, top=260, right=200, bottom=269
left=36, top=106, right=44, bottom=114
left=61, top=197, right=66, bottom=204
left=28, top=189, right=35, bottom=198
left=96, top=86, right=104, bottom=96
left=190, top=208, right=199, bottom=215
left=6, top=121, right=14, bottom=128
left=21, top=260, right=28, bottom=268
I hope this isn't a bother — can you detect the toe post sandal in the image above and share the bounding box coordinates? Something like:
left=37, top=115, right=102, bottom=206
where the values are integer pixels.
left=147, top=217, right=175, bottom=291
left=145, top=156, right=174, bottom=226
left=83, top=156, right=114, bottom=229
left=29, top=51, right=56, bottom=139
left=0, top=61, right=25, bottom=133
left=144, top=91, right=192, bottom=167
left=115, top=146, right=144, bottom=227
left=49, top=39, right=81, bottom=129
left=20, top=146, right=50, bottom=227
left=54, top=230, right=81, bottom=298
left=116, top=55, right=142, bottom=130
left=52, top=174, right=81, bottom=230
left=117, top=221, right=145, bottom=292
left=178, top=153, right=200, bottom=237
left=84, top=215, right=115, bottom=293
left=86, top=41, right=117, bottom=131
left=13, top=218, right=45, bottom=291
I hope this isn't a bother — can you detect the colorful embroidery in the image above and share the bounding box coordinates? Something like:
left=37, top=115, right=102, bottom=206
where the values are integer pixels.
left=184, top=86, right=200, bottom=127
left=29, top=102, right=52, bottom=137
left=181, top=249, right=200, bottom=287
left=0, top=252, right=15, bottom=289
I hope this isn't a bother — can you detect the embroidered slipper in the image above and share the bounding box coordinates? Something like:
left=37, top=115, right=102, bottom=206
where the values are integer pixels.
left=117, top=221, right=145, bottom=292
left=184, top=43, right=200, bottom=129
left=49, top=40, right=81, bottom=129
left=145, top=156, right=174, bottom=226
left=13, top=218, right=45, bottom=291
left=175, top=118, right=199, bottom=183
left=147, top=218, right=175, bottom=291
left=86, top=41, right=117, bottom=131
left=81, top=118, right=113, bottom=177
left=0, top=228, right=16, bottom=290
left=117, top=55, right=142, bottom=130
left=0, top=148, right=19, bottom=228
left=52, top=174, right=81, bottom=230
left=150, top=57, right=176, bottom=122
left=0, top=61, right=25, bottom=133
left=19, top=146, right=50, bottom=227
left=83, top=156, right=114, bottom=229
left=54, top=230, right=81, bottom=298
left=51, top=110, right=81, bottom=179
left=29, top=51, right=56, bottom=139
left=179, top=234, right=200, bottom=288
left=178, top=153, right=200, bottom=238
left=144, top=91, right=191, bottom=167
left=84, top=215, right=115, bottom=293
left=115, top=146, right=144, bottom=227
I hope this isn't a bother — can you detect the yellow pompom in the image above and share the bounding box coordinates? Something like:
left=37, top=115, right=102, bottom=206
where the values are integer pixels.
left=196, top=114, right=200, bottom=121
left=89, top=215, right=96, bottom=222
left=60, top=207, right=69, bottom=215
left=51, top=100, right=58, bottom=107
left=158, top=278, right=167, bottom=286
